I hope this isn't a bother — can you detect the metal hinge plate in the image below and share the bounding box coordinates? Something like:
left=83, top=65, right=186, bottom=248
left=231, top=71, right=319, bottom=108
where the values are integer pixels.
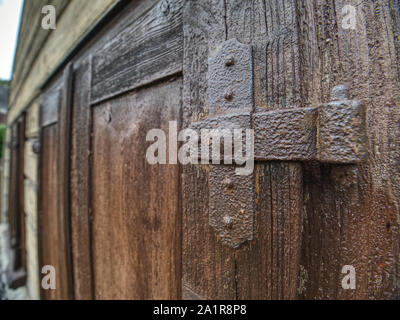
left=198, top=39, right=367, bottom=249
left=207, top=38, right=255, bottom=248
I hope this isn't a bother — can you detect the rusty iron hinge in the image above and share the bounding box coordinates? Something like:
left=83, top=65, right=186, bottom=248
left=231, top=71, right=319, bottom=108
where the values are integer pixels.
left=190, top=38, right=367, bottom=248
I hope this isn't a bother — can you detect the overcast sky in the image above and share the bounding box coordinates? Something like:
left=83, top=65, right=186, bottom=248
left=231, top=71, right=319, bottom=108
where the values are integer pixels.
left=0, top=0, right=23, bottom=81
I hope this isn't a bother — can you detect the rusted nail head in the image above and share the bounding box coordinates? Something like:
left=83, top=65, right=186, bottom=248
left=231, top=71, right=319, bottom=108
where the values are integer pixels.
left=225, top=178, right=234, bottom=189
left=223, top=216, right=233, bottom=229
left=225, top=55, right=235, bottom=67
left=224, top=89, right=234, bottom=101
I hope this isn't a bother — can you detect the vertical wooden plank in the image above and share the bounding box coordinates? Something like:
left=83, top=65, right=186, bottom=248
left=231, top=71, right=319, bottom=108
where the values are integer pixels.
left=91, top=79, right=182, bottom=299
left=182, top=0, right=238, bottom=300
left=38, top=79, right=74, bottom=300
left=70, top=58, right=93, bottom=300
left=297, top=0, right=400, bottom=299
left=38, top=124, right=60, bottom=300
left=183, top=0, right=304, bottom=299
left=224, top=0, right=303, bottom=300
left=57, top=63, right=74, bottom=299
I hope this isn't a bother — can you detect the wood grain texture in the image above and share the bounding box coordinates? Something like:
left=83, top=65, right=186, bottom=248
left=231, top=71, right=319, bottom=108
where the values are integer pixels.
left=20, top=0, right=400, bottom=301
left=38, top=124, right=60, bottom=300
left=296, top=0, right=400, bottom=300
left=91, top=0, right=183, bottom=104
left=182, top=0, right=235, bottom=300
left=227, top=2, right=303, bottom=298
left=56, top=63, right=74, bottom=300
left=70, top=58, right=93, bottom=300
left=38, top=71, right=74, bottom=300
left=91, top=79, right=182, bottom=299
left=183, top=0, right=304, bottom=299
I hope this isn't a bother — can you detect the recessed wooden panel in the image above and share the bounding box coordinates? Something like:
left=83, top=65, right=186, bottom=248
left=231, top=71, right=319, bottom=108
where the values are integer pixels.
left=91, top=78, right=182, bottom=299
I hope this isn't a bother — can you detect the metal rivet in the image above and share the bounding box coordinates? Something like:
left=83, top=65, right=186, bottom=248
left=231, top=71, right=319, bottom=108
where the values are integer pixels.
left=225, top=55, right=235, bottom=67
left=225, top=178, right=234, bottom=190
left=224, top=89, right=234, bottom=101
left=223, top=216, right=233, bottom=229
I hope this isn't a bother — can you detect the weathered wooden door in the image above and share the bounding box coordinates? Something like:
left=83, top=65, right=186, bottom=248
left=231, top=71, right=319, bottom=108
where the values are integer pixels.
left=68, top=0, right=183, bottom=300
left=38, top=0, right=400, bottom=300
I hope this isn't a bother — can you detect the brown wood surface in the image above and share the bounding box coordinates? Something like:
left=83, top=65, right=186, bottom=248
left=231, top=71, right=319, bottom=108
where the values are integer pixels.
left=38, top=124, right=61, bottom=300
left=56, top=63, right=75, bottom=299
left=182, top=0, right=303, bottom=299
left=31, top=0, right=400, bottom=300
left=70, top=58, right=93, bottom=299
left=91, top=78, right=182, bottom=299
left=296, top=0, right=400, bottom=300
left=183, top=0, right=400, bottom=300
left=38, top=68, right=74, bottom=300
left=90, top=0, right=183, bottom=104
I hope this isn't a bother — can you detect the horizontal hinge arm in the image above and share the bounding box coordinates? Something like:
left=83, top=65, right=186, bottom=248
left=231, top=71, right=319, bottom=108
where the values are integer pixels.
left=190, top=86, right=368, bottom=165
left=255, top=85, right=367, bottom=164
